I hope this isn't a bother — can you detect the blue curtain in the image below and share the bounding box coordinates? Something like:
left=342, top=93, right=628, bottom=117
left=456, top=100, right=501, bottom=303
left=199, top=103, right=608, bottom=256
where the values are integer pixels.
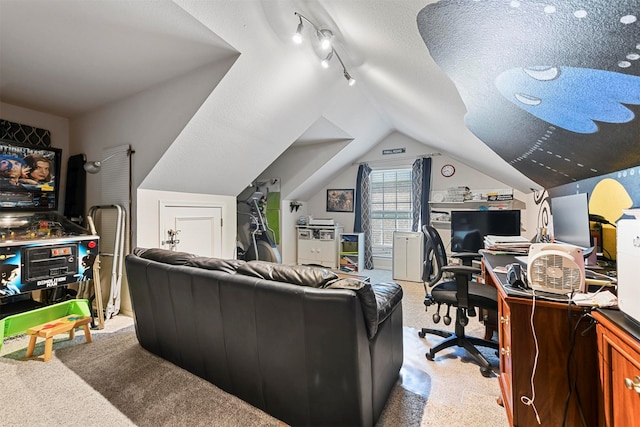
left=354, top=164, right=374, bottom=269
left=412, top=157, right=432, bottom=231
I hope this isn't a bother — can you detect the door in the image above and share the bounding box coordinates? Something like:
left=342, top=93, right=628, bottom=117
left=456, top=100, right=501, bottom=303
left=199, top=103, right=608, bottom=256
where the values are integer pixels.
left=159, top=202, right=223, bottom=257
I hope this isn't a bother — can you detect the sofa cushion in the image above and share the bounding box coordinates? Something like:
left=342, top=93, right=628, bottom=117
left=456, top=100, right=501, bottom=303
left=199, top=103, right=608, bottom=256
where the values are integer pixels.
left=371, top=282, right=404, bottom=324
left=236, top=261, right=338, bottom=288
left=133, top=247, right=196, bottom=265
left=185, top=257, right=246, bottom=273
left=326, top=278, right=378, bottom=338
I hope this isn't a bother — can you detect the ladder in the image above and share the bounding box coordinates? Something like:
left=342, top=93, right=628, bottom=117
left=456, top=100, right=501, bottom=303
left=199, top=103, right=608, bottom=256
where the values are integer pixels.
left=87, top=204, right=126, bottom=323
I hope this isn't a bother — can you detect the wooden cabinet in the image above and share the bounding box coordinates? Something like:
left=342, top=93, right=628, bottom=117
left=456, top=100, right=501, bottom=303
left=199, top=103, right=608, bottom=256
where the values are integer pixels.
left=484, top=256, right=599, bottom=426
left=593, top=310, right=640, bottom=426
left=339, top=233, right=364, bottom=273
left=296, top=226, right=343, bottom=269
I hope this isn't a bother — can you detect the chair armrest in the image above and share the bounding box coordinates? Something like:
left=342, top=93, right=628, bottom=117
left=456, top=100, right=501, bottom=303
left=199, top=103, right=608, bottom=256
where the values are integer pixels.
left=450, top=252, right=482, bottom=266
left=441, top=265, right=480, bottom=276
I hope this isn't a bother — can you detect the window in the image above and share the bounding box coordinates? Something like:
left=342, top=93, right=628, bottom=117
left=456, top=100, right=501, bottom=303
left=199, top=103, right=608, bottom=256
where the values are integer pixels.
left=370, top=169, right=413, bottom=256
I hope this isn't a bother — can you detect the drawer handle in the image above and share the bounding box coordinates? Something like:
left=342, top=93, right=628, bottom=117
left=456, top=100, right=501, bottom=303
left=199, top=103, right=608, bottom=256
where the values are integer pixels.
left=501, top=347, right=510, bottom=357
left=624, top=376, right=640, bottom=394
left=500, top=316, right=509, bottom=326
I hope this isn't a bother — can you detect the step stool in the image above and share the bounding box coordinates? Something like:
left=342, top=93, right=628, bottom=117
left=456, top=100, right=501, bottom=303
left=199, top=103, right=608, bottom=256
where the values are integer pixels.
left=25, top=315, right=92, bottom=362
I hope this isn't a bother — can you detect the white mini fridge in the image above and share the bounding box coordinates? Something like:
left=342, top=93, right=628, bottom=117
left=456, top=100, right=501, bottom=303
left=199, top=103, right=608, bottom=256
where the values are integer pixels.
left=392, top=231, right=424, bottom=282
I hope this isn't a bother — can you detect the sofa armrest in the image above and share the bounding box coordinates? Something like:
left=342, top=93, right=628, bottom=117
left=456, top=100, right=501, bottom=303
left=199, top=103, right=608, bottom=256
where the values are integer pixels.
left=372, top=282, right=403, bottom=324
left=326, top=279, right=403, bottom=339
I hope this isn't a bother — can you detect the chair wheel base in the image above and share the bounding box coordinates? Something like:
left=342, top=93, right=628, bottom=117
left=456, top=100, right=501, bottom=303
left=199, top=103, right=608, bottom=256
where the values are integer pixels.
left=425, top=352, right=435, bottom=361
left=481, top=367, right=493, bottom=378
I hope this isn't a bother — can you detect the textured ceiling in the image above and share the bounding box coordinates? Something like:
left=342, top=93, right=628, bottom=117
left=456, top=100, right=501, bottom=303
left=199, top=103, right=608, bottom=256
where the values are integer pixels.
left=0, top=0, right=542, bottom=194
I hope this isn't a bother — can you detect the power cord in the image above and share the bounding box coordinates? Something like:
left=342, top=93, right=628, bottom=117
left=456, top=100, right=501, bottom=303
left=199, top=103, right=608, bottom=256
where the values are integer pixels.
left=520, top=289, right=541, bottom=424
left=562, top=294, right=590, bottom=427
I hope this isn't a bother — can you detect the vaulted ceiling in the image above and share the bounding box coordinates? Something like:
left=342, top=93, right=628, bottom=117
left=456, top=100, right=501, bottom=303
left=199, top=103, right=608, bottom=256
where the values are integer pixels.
left=6, top=1, right=633, bottom=198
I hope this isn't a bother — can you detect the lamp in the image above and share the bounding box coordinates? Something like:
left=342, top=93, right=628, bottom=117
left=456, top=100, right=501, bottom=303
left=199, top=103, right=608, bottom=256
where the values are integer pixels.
left=293, top=12, right=355, bottom=86
left=84, top=153, right=118, bottom=174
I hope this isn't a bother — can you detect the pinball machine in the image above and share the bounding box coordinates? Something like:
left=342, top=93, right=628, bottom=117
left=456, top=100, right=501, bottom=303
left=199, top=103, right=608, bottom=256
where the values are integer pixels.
left=0, top=139, right=99, bottom=319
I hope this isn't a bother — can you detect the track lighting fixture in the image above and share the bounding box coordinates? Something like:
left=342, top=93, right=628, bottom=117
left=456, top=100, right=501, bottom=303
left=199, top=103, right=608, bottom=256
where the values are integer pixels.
left=292, top=12, right=356, bottom=86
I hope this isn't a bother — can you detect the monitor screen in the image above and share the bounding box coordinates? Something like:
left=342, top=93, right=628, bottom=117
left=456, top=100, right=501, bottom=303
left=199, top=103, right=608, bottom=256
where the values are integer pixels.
left=0, top=139, right=61, bottom=211
left=550, top=193, right=592, bottom=249
left=450, top=210, right=521, bottom=252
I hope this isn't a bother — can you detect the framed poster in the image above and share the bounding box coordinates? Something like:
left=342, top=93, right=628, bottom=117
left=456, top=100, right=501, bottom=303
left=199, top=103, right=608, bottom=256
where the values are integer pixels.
left=326, top=189, right=354, bottom=212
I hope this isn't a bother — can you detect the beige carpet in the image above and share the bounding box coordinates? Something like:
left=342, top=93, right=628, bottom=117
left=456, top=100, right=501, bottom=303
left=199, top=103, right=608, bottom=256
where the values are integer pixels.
left=1, top=270, right=509, bottom=426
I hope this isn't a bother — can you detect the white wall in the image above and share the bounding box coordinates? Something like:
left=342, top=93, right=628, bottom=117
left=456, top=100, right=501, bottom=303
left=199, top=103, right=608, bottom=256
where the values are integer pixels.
left=302, top=131, right=534, bottom=268
left=69, top=60, right=235, bottom=249
left=136, top=189, right=236, bottom=257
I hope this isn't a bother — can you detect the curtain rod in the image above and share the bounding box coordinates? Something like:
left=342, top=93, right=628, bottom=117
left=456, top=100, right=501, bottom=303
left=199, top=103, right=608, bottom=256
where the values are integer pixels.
left=353, top=152, right=441, bottom=166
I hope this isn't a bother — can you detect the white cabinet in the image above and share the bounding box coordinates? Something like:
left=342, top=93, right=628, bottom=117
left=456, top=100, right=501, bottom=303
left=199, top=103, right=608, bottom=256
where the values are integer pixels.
left=392, top=231, right=424, bottom=282
left=297, top=226, right=343, bottom=269
left=339, top=233, right=364, bottom=273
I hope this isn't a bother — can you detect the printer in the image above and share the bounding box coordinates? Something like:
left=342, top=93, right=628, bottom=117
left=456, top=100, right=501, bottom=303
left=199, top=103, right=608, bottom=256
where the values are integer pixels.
left=617, top=209, right=640, bottom=324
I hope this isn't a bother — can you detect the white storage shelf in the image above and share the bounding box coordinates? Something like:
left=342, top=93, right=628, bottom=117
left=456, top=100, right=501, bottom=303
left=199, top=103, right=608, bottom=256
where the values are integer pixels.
left=429, top=188, right=525, bottom=210
left=428, top=199, right=526, bottom=210
left=339, top=233, right=364, bottom=273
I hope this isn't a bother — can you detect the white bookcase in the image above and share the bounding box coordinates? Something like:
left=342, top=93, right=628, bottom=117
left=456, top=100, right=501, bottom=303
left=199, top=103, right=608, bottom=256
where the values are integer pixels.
left=339, top=233, right=365, bottom=273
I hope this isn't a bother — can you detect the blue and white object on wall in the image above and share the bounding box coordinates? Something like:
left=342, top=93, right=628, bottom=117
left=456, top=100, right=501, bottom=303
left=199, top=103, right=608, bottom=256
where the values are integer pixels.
left=418, top=0, right=640, bottom=188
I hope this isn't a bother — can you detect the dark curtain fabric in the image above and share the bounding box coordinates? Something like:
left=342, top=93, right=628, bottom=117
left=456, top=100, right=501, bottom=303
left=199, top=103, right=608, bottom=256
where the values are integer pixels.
left=412, top=157, right=432, bottom=231
left=354, top=164, right=374, bottom=269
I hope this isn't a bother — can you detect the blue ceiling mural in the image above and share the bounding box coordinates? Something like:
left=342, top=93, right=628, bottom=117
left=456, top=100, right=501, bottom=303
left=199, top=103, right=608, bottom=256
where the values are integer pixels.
left=418, top=0, right=640, bottom=188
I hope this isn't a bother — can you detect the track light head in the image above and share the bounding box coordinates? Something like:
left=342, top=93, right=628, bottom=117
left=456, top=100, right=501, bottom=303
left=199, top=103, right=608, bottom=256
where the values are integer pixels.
left=318, top=29, right=333, bottom=50
left=320, top=50, right=333, bottom=68
left=344, top=70, right=356, bottom=86
left=293, top=17, right=303, bottom=44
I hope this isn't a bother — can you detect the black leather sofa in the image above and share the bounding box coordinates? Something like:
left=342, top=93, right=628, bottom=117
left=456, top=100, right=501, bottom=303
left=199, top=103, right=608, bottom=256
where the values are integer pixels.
left=125, top=248, right=404, bottom=427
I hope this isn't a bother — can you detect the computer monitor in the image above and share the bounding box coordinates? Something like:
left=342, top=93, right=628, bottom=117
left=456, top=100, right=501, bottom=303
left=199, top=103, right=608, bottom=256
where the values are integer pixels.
left=550, top=193, right=592, bottom=250
left=450, top=210, right=521, bottom=252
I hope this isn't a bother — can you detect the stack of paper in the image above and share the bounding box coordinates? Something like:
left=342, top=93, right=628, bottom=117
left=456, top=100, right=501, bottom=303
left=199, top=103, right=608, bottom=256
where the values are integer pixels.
left=483, top=235, right=531, bottom=254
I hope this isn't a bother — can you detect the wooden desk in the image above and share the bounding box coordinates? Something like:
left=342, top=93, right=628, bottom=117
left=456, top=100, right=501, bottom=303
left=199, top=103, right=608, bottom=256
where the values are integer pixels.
left=483, top=254, right=599, bottom=426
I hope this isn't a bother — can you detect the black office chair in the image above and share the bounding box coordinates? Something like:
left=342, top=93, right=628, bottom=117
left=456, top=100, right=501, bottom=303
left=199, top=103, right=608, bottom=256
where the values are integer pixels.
left=418, top=225, right=498, bottom=377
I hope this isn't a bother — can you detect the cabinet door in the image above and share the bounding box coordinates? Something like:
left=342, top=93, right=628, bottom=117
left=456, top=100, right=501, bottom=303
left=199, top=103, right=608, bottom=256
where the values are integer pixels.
left=315, top=239, right=337, bottom=267
left=598, top=323, right=640, bottom=426
left=610, top=339, right=640, bottom=425
left=497, top=290, right=513, bottom=424
left=297, top=239, right=316, bottom=264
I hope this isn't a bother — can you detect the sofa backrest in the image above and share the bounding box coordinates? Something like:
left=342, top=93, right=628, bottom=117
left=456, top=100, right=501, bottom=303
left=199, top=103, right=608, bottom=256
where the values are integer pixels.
left=125, top=252, right=377, bottom=427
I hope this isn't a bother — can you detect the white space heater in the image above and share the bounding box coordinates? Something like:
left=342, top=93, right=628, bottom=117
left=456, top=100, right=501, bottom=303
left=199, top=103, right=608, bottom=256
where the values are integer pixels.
left=527, top=243, right=586, bottom=294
